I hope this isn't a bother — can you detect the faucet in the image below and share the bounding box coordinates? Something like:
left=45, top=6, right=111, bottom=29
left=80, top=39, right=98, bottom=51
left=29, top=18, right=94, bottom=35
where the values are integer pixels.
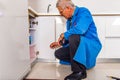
left=47, top=4, right=51, bottom=13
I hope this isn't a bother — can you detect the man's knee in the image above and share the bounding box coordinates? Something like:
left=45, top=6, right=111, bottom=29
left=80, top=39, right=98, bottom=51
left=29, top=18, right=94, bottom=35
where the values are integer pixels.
left=54, top=50, right=61, bottom=59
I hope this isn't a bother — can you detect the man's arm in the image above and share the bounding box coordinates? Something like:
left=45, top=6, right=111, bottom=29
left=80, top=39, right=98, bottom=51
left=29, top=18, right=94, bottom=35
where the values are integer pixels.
left=64, top=10, right=92, bottom=40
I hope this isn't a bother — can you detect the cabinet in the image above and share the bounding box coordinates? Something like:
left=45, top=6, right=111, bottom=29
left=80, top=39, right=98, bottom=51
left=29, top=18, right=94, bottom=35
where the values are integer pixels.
left=35, top=15, right=120, bottom=60
left=93, top=16, right=106, bottom=58
left=0, top=0, right=30, bottom=80
left=35, top=16, right=65, bottom=60
left=36, top=16, right=56, bottom=60
left=105, top=16, right=120, bottom=58
left=93, top=16, right=120, bottom=58
left=28, top=7, right=38, bottom=64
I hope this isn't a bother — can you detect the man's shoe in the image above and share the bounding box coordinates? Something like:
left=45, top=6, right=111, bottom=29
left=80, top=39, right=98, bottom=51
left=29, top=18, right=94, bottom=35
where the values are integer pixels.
left=64, top=71, right=87, bottom=80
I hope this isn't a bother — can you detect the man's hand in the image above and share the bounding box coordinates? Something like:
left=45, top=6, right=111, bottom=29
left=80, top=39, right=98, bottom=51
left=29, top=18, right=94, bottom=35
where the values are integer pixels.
left=50, top=33, right=64, bottom=49
left=50, top=42, right=61, bottom=49
left=60, top=33, right=64, bottom=39
left=58, top=33, right=64, bottom=45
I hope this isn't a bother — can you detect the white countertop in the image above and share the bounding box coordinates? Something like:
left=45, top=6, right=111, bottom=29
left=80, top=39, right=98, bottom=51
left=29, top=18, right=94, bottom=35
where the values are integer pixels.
left=28, top=6, right=120, bottom=17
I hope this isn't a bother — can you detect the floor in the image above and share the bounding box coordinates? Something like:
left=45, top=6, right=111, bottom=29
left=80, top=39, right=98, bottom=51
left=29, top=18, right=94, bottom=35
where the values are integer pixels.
left=25, top=61, right=120, bottom=80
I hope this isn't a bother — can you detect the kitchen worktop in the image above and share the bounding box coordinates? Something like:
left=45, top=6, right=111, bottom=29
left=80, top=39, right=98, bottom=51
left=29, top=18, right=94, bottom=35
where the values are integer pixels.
left=28, top=7, right=61, bottom=16
left=28, top=6, right=120, bottom=17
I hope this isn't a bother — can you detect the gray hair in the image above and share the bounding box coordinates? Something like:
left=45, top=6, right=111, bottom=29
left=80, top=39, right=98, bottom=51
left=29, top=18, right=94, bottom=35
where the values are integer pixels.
left=56, top=0, right=75, bottom=9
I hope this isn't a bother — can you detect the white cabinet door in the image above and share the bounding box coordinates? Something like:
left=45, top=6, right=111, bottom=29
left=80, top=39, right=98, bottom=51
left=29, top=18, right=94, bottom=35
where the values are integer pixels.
left=105, top=16, right=120, bottom=37
left=93, top=16, right=120, bottom=58
left=105, top=16, right=120, bottom=58
left=93, top=16, right=106, bottom=58
left=105, top=38, right=120, bottom=58
left=0, top=0, right=30, bottom=80
left=36, top=16, right=56, bottom=60
left=55, top=16, right=66, bottom=41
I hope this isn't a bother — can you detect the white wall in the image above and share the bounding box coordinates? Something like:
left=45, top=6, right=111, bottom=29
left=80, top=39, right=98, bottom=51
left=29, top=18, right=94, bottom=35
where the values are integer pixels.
left=74, top=0, right=120, bottom=14
left=28, top=0, right=120, bottom=14
left=28, top=0, right=58, bottom=13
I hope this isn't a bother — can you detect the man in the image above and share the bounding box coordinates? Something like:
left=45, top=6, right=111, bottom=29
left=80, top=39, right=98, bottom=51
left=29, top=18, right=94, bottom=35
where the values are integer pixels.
left=50, top=0, right=102, bottom=80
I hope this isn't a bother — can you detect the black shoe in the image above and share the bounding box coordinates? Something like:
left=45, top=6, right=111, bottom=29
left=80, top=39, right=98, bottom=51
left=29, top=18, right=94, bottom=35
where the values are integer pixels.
left=64, top=71, right=87, bottom=80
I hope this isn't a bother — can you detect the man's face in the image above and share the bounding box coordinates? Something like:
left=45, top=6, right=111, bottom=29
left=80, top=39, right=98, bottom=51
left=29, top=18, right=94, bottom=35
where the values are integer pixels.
left=57, top=6, right=72, bottom=19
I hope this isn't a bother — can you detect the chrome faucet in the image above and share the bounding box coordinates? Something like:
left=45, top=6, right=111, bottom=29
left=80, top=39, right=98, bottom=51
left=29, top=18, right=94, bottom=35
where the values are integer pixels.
left=47, top=4, right=51, bottom=13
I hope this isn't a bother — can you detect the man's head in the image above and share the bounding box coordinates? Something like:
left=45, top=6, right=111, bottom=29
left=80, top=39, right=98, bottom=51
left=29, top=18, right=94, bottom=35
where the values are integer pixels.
left=56, top=0, right=75, bottom=19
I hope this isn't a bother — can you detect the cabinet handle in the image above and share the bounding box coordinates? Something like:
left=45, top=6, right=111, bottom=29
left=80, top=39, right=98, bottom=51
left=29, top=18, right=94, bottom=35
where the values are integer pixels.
left=32, top=21, right=38, bottom=25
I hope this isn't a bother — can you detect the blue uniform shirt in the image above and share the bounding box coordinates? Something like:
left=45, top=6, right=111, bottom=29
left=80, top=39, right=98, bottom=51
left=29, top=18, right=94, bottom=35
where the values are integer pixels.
left=63, top=6, right=102, bottom=69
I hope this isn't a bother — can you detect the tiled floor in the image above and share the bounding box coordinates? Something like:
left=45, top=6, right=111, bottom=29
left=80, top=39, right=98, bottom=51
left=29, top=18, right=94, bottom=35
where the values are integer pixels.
left=25, top=61, right=120, bottom=80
